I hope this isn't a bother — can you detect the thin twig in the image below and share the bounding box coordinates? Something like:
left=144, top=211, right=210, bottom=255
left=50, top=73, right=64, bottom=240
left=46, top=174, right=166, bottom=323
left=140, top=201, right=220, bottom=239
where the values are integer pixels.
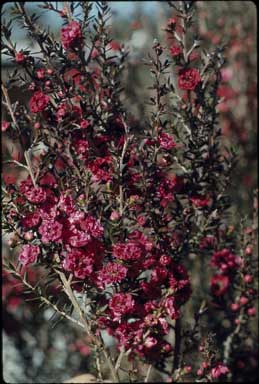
left=115, top=347, right=125, bottom=373
left=1, top=84, right=37, bottom=187
left=119, top=118, right=129, bottom=216
left=173, top=318, right=181, bottom=372
left=95, top=346, right=104, bottom=382
left=9, top=267, right=85, bottom=329
left=64, top=1, right=73, bottom=22
left=180, top=2, right=188, bottom=63
left=144, top=364, right=153, bottom=383
left=3, top=159, right=29, bottom=171
left=54, top=259, right=119, bottom=382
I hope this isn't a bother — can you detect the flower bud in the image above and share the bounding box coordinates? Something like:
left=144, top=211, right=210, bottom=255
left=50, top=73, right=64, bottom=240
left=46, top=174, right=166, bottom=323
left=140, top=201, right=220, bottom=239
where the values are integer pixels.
left=231, top=303, right=239, bottom=311
left=110, top=211, right=120, bottom=221
left=28, top=82, right=36, bottom=91
left=244, top=274, right=253, bottom=283
left=34, top=122, right=41, bottom=129
left=80, top=119, right=90, bottom=129
left=24, top=231, right=34, bottom=241
left=239, top=296, right=248, bottom=306
left=36, top=68, right=45, bottom=79
left=15, top=51, right=25, bottom=64
left=247, top=307, right=256, bottom=316
left=7, top=238, right=15, bottom=247
left=2, top=121, right=10, bottom=132
left=245, top=246, right=253, bottom=255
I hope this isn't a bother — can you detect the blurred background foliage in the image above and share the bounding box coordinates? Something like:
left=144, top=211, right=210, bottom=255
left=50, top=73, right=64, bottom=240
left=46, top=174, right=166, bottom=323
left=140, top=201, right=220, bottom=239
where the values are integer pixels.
left=2, top=1, right=257, bottom=382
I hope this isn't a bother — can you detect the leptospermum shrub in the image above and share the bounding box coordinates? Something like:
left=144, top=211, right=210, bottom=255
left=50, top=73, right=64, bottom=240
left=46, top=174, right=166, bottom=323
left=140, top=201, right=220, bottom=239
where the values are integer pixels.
left=195, top=1, right=257, bottom=214
left=1, top=2, right=257, bottom=382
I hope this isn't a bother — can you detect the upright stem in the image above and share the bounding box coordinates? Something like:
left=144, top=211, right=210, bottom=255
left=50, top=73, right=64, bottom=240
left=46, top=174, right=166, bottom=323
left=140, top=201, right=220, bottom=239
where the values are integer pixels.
left=180, top=1, right=188, bottom=63
left=54, top=262, right=119, bottom=382
left=115, top=347, right=125, bottom=373
left=1, top=84, right=37, bottom=187
left=119, top=119, right=129, bottom=216
left=10, top=266, right=85, bottom=329
left=64, top=1, right=73, bottom=21
left=95, top=346, right=104, bottom=381
left=144, top=364, right=153, bottom=383
left=173, top=318, right=181, bottom=372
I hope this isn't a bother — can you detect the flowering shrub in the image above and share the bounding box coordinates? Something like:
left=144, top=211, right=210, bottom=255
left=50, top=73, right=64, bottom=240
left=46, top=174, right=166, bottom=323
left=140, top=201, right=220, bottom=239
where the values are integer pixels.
left=195, top=1, right=257, bottom=214
left=2, top=1, right=257, bottom=382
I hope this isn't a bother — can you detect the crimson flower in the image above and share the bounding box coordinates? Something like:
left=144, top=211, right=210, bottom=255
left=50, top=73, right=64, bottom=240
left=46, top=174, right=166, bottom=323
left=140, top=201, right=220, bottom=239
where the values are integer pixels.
left=38, top=219, right=63, bottom=244
left=61, top=21, right=83, bottom=50
left=18, top=244, right=40, bottom=266
left=109, top=293, right=135, bottom=321
left=21, top=211, right=41, bottom=229
left=170, top=44, right=182, bottom=57
left=158, top=132, right=176, bottom=150
left=24, top=187, right=47, bottom=204
left=210, top=274, right=230, bottom=296
left=211, top=363, right=230, bottom=379
left=15, top=51, right=26, bottom=63
left=113, top=241, right=143, bottom=261
left=97, top=262, right=128, bottom=288
left=29, top=91, right=50, bottom=113
left=178, top=68, right=201, bottom=91
left=1, top=121, right=10, bottom=132
left=190, top=195, right=209, bottom=208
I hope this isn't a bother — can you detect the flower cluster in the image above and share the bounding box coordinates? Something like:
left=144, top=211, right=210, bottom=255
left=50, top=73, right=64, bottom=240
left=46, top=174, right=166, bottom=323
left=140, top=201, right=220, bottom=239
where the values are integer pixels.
left=2, top=118, right=187, bottom=362
left=96, top=231, right=191, bottom=358
left=211, top=248, right=240, bottom=273
left=15, top=176, right=105, bottom=283
left=29, top=91, right=50, bottom=113
left=158, top=132, right=177, bottom=150
left=210, top=248, right=241, bottom=298
left=61, top=21, right=83, bottom=50
left=197, top=361, right=230, bottom=380
left=97, top=262, right=128, bottom=288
